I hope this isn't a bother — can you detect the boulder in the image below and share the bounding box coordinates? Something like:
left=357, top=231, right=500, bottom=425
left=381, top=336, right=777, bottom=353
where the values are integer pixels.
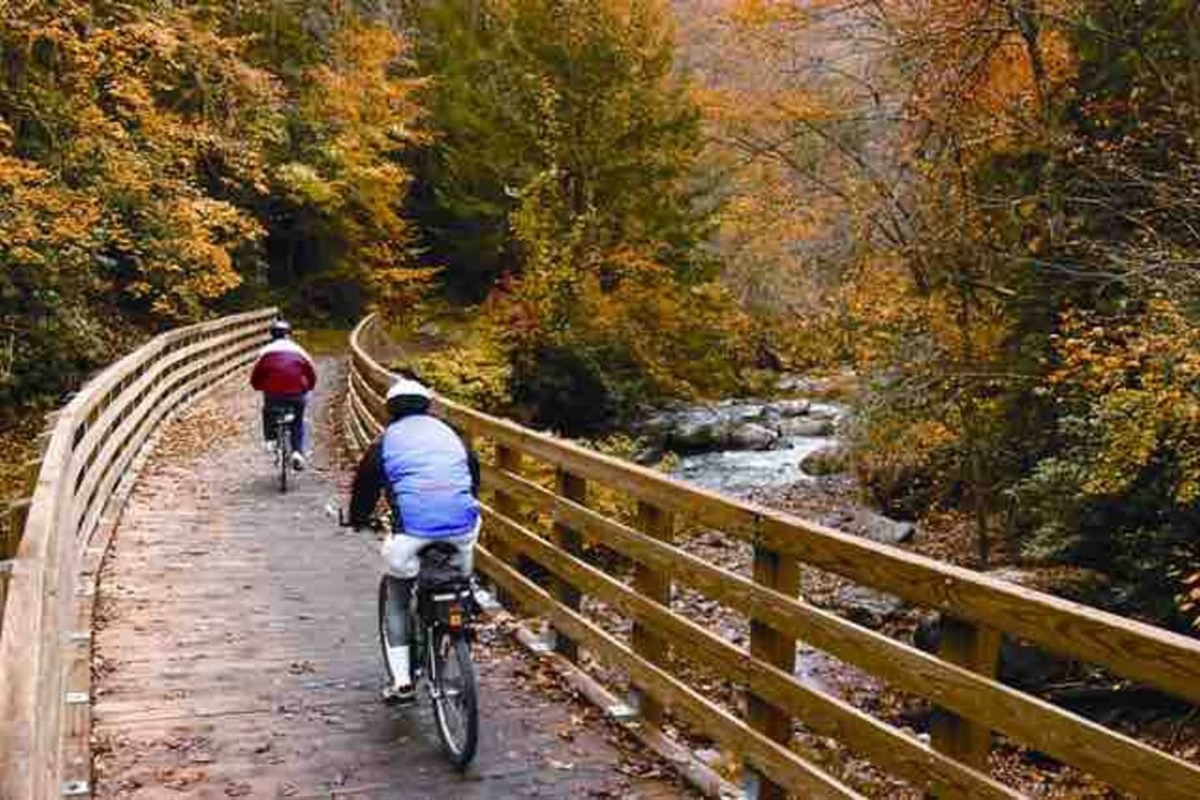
left=777, top=375, right=818, bottom=394
left=854, top=510, right=915, bottom=545
left=777, top=417, right=836, bottom=438
left=832, top=586, right=905, bottom=626
left=729, top=423, right=778, bottom=451
left=805, top=404, right=843, bottom=422
left=801, top=445, right=850, bottom=476
left=768, top=399, right=812, bottom=418
left=715, top=399, right=768, bottom=420
left=663, top=409, right=732, bottom=452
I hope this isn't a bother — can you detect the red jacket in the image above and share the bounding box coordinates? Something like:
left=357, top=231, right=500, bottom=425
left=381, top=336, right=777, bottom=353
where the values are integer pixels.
left=251, top=339, right=317, bottom=396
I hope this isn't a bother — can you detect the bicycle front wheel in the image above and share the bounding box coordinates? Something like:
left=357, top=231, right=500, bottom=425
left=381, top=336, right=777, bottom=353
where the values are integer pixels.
left=431, top=631, right=478, bottom=770
left=277, top=422, right=290, bottom=493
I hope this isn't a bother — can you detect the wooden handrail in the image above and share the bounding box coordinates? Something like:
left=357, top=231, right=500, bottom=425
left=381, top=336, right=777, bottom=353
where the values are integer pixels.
left=0, top=308, right=276, bottom=800
left=347, top=313, right=1200, bottom=798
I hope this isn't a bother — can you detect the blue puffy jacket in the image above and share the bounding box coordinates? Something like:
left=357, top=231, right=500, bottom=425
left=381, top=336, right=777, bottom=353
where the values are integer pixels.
left=350, top=413, right=481, bottom=538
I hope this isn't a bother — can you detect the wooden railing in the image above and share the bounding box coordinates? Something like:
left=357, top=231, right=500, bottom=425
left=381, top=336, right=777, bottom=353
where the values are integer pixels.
left=0, top=308, right=276, bottom=800
left=348, top=314, right=1200, bottom=799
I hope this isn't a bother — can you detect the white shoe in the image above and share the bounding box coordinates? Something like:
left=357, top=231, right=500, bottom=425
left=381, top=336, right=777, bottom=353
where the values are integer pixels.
left=386, top=644, right=411, bottom=685
left=290, top=452, right=307, bottom=471
left=264, top=440, right=276, bottom=454
left=381, top=684, right=416, bottom=705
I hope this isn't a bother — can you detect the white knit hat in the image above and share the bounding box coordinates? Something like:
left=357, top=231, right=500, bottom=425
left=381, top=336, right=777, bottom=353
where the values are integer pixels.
left=386, top=377, right=433, bottom=402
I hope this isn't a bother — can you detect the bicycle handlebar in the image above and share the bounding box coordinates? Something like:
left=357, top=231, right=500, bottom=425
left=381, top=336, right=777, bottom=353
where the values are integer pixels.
left=335, top=506, right=388, bottom=532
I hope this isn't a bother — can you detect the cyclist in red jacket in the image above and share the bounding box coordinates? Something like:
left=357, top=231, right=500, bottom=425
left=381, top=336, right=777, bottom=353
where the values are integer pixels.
left=250, top=319, right=317, bottom=470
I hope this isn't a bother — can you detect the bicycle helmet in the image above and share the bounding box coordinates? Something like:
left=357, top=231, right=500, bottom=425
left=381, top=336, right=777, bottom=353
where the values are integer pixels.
left=386, top=377, right=434, bottom=418
left=269, top=319, right=291, bottom=340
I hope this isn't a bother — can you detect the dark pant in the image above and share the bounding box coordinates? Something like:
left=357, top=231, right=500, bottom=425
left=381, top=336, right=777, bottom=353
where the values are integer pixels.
left=384, top=575, right=414, bottom=645
left=262, top=394, right=307, bottom=453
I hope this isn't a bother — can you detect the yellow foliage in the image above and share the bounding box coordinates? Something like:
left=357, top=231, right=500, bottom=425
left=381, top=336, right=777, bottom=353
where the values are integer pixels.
left=1051, top=301, right=1200, bottom=504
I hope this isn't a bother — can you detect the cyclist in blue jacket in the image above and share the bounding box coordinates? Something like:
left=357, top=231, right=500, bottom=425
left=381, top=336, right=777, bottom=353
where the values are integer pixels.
left=349, top=377, right=481, bottom=703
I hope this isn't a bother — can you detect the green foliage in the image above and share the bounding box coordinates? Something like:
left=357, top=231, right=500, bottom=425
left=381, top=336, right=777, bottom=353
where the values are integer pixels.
left=407, top=0, right=714, bottom=300
left=1008, top=303, right=1200, bottom=624
left=408, top=329, right=514, bottom=412
left=397, top=0, right=748, bottom=433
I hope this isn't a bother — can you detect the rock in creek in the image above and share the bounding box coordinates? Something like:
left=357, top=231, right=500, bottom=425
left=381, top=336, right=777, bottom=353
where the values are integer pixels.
left=764, top=398, right=812, bottom=418
left=831, top=585, right=905, bottom=626
left=800, top=445, right=850, bottom=476
left=777, top=417, right=836, bottom=438
left=729, top=423, right=778, bottom=451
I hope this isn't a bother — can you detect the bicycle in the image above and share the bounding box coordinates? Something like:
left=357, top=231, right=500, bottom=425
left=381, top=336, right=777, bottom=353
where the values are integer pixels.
left=339, top=511, right=480, bottom=769
left=269, top=407, right=295, bottom=493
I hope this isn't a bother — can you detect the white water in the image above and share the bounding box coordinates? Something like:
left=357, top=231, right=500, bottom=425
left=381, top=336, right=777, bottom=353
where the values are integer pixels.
left=666, top=400, right=846, bottom=496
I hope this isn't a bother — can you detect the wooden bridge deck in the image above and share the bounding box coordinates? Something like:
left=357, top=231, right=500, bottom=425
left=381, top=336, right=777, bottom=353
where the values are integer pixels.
left=89, top=359, right=688, bottom=799
left=4, top=311, right=1198, bottom=798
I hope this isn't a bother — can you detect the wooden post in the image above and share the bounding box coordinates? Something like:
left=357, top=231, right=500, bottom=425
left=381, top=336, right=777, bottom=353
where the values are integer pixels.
left=931, top=616, right=1001, bottom=776
left=491, top=445, right=522, bottom=608
left=631, top=501, right=674, bottom=725
left=550, top=469, right=586, bottom=661
left=747, top=544, right=799, bottom=800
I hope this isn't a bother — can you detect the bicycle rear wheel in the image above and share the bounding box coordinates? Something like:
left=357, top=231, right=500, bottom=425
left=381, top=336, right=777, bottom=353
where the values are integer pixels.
left=431, top=631, right=478, bottom=770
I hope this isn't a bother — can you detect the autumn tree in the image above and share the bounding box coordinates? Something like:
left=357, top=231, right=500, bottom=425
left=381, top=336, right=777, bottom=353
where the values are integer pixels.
left=0, top=1, right=427, bottom=416
left=0, top=1, right=277, bottom=413
left=402, top=0, right=747, bottom=431
left=690, top=0, right=1200, bottom=618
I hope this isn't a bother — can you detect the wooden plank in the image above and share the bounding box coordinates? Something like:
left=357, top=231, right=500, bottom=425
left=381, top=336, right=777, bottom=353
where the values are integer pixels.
left=632, top=500, right=673, bottom=725
left=748, top=545, right=800, bottom=800
left=349, top=364, right=388, bottom=423
left=329, top=298, right=1200, bottom=707
left=0, top=412, right=75, bottom=800
left=931, top=617, right=1001, bottom=773
left=551, top=470, right=586, bottom=661
left=72, top=342, right=261, bottom=545
left=70, top=335, right=263, bottom=543
left=0, top=309, right=274, bottom=800
left=510, top=620, right=742, bottom=799
left=455, top=397, right=1200, bottom=705
left=478, top=463, right=1200, bottom=800
left=65, top=309, right=273, bottom=452
left=482, top=505, right=1020, bottom=799
left=69, top=321, right=264, bottom=502
left=344, top=372, right=373, bottom=453
left=474, top=544, right=864, bottom=800
left=347, top=371, right=384, bottom=438
left=4, top=499, right=30, bottom=560
left=21, top=458, right=41, bottom=490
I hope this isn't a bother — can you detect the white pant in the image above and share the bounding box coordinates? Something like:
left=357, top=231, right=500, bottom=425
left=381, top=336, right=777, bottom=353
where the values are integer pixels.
left=380, top=520, right=481, bottom=579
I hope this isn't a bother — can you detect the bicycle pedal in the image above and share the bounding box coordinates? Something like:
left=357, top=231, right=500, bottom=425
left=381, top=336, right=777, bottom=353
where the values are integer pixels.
left=381, top=685, right=417, bottom=706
